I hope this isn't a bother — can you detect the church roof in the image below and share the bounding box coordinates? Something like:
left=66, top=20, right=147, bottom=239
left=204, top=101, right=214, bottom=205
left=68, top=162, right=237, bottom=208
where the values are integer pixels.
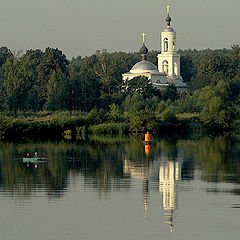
left=130, top=60, right=159, bottom=74
left=163, top=26, right=175, bottom=32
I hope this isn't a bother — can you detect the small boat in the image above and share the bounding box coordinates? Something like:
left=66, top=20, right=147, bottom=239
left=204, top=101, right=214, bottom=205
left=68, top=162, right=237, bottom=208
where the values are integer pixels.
left=23, top=158, right=43, bottom=163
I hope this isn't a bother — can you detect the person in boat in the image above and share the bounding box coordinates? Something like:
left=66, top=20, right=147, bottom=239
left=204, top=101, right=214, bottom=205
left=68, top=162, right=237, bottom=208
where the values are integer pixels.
left=34, top=152, right=38, bottom=158
left=26, top=153, right=31, bottom=167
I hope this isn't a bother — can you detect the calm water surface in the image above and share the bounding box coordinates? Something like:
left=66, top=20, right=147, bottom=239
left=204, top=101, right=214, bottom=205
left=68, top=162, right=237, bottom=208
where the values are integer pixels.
left=0, top=136, right=240, bottom=240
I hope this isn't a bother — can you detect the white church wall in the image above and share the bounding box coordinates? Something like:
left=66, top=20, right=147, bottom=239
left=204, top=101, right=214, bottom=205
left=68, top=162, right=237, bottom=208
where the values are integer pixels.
left=161, top=32, right=176, bottom=54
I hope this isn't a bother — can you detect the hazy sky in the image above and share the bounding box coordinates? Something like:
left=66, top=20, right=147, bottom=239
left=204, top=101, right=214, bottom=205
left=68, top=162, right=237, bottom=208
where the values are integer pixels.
left=0, top=0, right=239, bottom=59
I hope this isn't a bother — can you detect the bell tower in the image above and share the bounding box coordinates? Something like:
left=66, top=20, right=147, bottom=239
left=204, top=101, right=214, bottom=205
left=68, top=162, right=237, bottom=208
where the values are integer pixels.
left=158, top=6, right=182, bottom=80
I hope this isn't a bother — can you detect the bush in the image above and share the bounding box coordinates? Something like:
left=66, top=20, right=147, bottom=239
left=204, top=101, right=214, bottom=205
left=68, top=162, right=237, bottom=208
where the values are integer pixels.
left=88, top=123, right=129, bottom=134
left=156, top=100, right=172, bottom=114
left=0, top=115, right=13, bottom=139
left=87, top=108, right=107, bottom=125
left=161, top=108, right=176, bottom=122
left=108, top=104, right=121, bottom=122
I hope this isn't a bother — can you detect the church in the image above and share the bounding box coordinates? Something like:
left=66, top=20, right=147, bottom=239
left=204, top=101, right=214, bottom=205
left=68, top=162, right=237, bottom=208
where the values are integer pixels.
left=122, top=6, right=187, bottom=92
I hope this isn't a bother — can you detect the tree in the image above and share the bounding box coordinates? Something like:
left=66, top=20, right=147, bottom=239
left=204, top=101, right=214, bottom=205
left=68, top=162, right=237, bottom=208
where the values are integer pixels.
left=1, top=57, right=34, bottom=112
left=161, top=108, right=176, bottom=122
left=69, top=54, right=101, bottom=111
left=37, top=48, right=69, bottom=108
left=199, top=80, right=237, bottom=129
left=0, top=47, right=13, bottom=66
left=20, top=49, right=44, bottom=110
left=124, top=94, right=155, bottom=133
left=180, top=54, right=195, bottom=84
left=123, top=76, right=161, bottom=99
left=44, top=70, right=71, bottom=111
left=109, top=103, right=121, bottom=122
left=94, top=49, right=118, bottom=95
left=163, top=83, right=179, bottom=101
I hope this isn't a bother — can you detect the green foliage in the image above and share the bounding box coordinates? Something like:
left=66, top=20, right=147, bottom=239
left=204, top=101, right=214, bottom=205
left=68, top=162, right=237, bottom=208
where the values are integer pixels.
left=124, top=94, right=145, bottom=113
left=123, top=94, right=156, bottom=133
left=109, top=104, right=121, bottom=122
left=87, top=108, right=107, bottom=125
left=123, top=76, right=161, bottom=98
left=44, top=70, right=71, bottom=111
left=179, top=46, right=240, bottom=90
left=1, top=56, right=35, bottom=112
left=88, top=123, right=128, bottom=134
left=0, top=112, right=87, bottom=139
left=199, top=80, right=237, bottom=129
left=0, top=47, right=12, bottom=66
left=36, top=48, right=69, bottom=107
left=128, top=108, right=156, bottom=133
left=161, top=108, right=176, bottom=122
left=156, top=100, right=172, bottom=114
left=175, top=92, right=201, bottom=114
left=0, top=45, right=239, bottom=134
left=162, top=84, right=179, bottom=101
left=0, top=115, right=13, bottom=138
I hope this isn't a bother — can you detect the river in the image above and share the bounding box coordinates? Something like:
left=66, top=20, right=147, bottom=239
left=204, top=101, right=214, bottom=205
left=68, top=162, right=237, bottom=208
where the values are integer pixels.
left=0, top=135, right=239, bottom=240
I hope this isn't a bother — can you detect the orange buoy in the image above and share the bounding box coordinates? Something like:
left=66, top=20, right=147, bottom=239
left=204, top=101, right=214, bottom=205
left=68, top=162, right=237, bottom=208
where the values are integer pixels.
left=145, top=132, right=151, bottom=143
left=145, top=144, right=151, bottom=156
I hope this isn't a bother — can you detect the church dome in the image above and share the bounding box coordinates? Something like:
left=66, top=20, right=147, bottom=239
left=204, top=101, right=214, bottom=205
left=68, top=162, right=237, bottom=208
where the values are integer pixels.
left=130, top=60, right=159, bottom=74
left=140, top=43, right=148, bottom=54
left=166, top=14, right=171, bottom=23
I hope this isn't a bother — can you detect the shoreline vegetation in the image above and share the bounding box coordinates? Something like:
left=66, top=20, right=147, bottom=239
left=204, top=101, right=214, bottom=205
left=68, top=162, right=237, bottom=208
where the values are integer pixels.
left=0, top=110, right=233, bottom=140
left=0, top=45, right=238, bottom=139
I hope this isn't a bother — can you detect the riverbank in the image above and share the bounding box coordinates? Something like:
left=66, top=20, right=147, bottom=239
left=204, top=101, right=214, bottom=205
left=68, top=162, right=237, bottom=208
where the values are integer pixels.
left=0, top=111, right=211, bottom=140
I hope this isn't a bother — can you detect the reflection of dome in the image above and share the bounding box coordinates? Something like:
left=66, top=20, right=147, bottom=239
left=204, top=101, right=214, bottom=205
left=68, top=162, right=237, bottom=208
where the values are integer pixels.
left=130, top=60, right=159, bottom=74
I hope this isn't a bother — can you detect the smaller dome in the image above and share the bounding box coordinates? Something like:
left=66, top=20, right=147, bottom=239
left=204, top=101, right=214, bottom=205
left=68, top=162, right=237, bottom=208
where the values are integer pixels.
left=130, top=60, right=159, bottom=74
left=166, top=14, right=171, bottom=23
left=166, top=13, right=172, bottom=27
left=140, top=43, right=148, bottom=54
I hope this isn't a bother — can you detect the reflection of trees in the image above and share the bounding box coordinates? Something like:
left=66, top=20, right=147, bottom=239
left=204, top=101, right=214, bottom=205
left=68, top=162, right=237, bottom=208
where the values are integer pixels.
left=0, top=141, right=70, bottom=199
left=0, top=139, right=130, bottom=200
left=0, top=135, right=240, bottom=203
left=177, top=136, right=240, bottom=183
left=82, top=142, right=128, bottom=196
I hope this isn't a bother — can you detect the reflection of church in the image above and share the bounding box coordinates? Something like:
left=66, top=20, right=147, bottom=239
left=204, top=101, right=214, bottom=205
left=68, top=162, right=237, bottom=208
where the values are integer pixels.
left=123, top=150, right=181, bottom=232
left=124, top=159, right=152, bottom=213
left=159, top=160, right=180, bottom=232
left=122, top=6, right=187, bottom=92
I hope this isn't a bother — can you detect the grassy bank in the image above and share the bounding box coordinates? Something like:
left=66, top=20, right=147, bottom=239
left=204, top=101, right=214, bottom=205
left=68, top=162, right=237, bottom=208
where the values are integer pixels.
left=0, top=111, right=208, bottom=140
left=0, top=112, right=86, bottom=139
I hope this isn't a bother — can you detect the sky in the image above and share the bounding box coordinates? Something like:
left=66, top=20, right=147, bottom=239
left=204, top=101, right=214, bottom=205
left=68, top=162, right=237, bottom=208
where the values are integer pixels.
left=0, top=0, right=239, bottom=59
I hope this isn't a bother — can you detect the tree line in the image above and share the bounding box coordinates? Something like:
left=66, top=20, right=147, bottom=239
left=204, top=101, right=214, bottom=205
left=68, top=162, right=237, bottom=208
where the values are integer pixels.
left=0, top=45, right=239, bottom=130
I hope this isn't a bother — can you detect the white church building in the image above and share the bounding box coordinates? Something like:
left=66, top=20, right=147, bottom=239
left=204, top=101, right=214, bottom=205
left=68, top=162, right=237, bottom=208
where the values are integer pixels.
left=122, top=6, right=187, bottom=91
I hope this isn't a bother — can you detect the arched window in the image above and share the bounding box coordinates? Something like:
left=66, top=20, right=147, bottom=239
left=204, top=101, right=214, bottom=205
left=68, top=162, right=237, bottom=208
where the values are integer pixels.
left=162, top=60, right=169, bottom=74
left=164, top=38, right=169, bottom=52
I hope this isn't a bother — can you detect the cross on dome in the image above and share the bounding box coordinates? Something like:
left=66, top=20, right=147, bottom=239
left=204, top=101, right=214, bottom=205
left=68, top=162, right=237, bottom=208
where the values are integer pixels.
left=167, top=5, right=170, bottom=15
left=141, top=33, right=146, bottom=43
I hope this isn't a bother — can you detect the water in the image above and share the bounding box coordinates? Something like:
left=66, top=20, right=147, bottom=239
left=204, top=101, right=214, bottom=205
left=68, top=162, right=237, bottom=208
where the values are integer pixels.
left=0, top=136, right=240, bottom=240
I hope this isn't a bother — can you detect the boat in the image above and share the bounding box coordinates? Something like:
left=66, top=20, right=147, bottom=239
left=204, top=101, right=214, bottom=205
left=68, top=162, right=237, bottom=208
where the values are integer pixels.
left=23, top=158, right=43, bottom=163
